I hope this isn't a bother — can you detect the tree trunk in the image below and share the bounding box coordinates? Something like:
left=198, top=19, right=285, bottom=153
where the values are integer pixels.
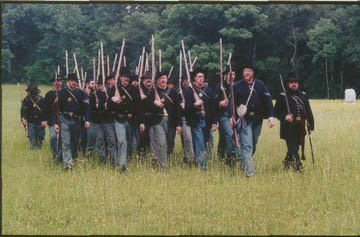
left=325, top=57, right=329, bottom=99
left=331, top=56, right=334, bottom=82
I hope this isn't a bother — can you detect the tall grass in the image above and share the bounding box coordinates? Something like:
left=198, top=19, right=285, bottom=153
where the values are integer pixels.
left=2, top=84, right=360, bottom=234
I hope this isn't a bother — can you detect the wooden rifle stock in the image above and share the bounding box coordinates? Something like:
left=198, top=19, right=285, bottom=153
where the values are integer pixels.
left=228, top=53, right=239, bottom=147
left=220, top=38, right=228, bottom=102
left=138, top=47, right=146, bottom=100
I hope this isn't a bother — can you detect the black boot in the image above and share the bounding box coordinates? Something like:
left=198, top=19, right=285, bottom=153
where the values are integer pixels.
left=282, top=155, right=292, bottom=171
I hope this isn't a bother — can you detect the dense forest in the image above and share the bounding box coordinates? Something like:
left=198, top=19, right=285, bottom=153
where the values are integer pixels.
left=2, top=3, right=360, bottom=98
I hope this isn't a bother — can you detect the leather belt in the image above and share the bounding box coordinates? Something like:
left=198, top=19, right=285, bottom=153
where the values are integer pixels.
left=296, top=116, right=301, bottom=121
left=61, top=112, right=80, bottom=118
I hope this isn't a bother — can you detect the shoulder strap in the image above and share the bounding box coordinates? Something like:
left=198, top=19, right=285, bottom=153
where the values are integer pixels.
left=30, top=97, right=42, bottom=111
left=120, top=86, right=133, bottom=101
left=245, top=80, right=255, bottom=106
left=160, top=88, right=174, bottom=104
left=66, top=88, right=79, bottom=104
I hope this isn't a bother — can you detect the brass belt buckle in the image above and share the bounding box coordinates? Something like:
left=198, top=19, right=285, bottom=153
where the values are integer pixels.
left=164, top=114, right=168, bottom=117
left=249, top=111, right=255, bottom=116
left=128, top=114, right=132, bottom=118
left=69, top=112, right=74, bottom=117
left=296, top=116, right=301, bottom=121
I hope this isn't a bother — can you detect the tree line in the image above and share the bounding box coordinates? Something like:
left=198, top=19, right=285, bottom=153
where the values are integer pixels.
left=2, top=3, right=360, bottom=98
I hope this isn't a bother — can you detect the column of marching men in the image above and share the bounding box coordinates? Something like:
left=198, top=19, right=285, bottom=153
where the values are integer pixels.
left=20, top=49, right=315, bottom=176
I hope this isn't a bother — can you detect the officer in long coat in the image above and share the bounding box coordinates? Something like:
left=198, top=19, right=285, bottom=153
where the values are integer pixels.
left=274, top=74, right=314, bottom=171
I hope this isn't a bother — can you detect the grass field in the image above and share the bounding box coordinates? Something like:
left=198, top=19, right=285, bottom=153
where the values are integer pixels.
left=2, top=84, right=360, bottom=235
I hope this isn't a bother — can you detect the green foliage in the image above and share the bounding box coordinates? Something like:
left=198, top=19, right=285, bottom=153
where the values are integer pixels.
left=2, top=4, right=360, bottom=98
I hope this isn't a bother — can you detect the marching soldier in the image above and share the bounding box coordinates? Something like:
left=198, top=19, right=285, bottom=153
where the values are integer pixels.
left=215, top=67, right=240, bottom=166
left=274, top=74, right=314, bottom=171
left=229, top=64, right=275, bottom=177
left=155, top=72, right=182, bottom=157
left=139, top=71, right=179, bottom=171
left=44, top=75, right=63, bottom=162
left=84, top=78, right=97, bottom=157
left=185, top=70, right=217, bottom=170
left=89, top=79, right=117, bottom=164
left=178, top=77, right=195, bottom=164
left=54, top=73, right=91, bottom=170
left=109, top=68, right=142, bottom=172
left=137, top=71, right=152, bottom=156
left=20, top=84, right=47, bottom=149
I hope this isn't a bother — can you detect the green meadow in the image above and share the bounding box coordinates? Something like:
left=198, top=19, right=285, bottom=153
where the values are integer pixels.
left=2, top=84, right=360, bottom=235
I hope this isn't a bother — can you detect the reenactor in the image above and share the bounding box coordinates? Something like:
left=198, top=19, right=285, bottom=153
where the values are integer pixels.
left=137, top=71, right=152, bottom=156
left=44, top=75, right=63, bottom=162
left=215, top=66, right=240, bottom=166
left=84, top=78, right=97, bottom=157
left=109, top=68, right=142, bottom=172
left=54, top=73, right=91, bottom=170
left=139, top=71, right=181, bottom=171
left=274, top=74, right=314, bottom=171
left=178, top=77, right=195, bottom=164
left=228, top=64, right=275, bottom=177
left=20, top=84, right=47, bottom=149
left=184, top=70, right=217, bottom=170
left=156, top=72, right=182, bottom=157
left=89, top=79, right=117, bottom=164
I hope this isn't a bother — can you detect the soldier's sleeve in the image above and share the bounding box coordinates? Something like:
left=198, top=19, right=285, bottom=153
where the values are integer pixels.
left=107, top=87, right=115, bottom=110
left=261, top=82, right=275, bottom=118
left=184, top=88, right=196, bottom=112
left=274, top=93, right=286, bottom=122
left=134, top=88, right=145, bottom=125
left=20, top=98, right=26, bottom=121
left=303, top=92, right=314, bottom=131
left=39, top=97, right=47, bottom=122
left=82, top=91, right=91, bottom=122
left=171, top=89, right=182, bottom=128
left=53, top=93, right=59, bottom=125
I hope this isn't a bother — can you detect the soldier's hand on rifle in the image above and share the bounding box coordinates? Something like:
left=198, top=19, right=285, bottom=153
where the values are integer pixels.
left=180, top=102, right=185, bottom=110
left=194, top=99, right=203, bottom=107
left=21, top=118, right=27, bottom=126
left=85, top=121, right=91, bottom=129
left=285, top=114, right=293, bottom=123
left=176, top=126, right=182, bottom=134
left=219, top=99, right=229, bottom=108
left=229, top=117, right=235, bottom=127
left=140, top=123, right=145, bottom=132
left=41, top=121, right=47, bottom=127
left=54, top=124, right=60, bottom=133
left=154, top=99, right=164, bottom=108
left=212, top=124, right=218, bottom=132
left=111, top=96, right=121, bottom=104
left=268, top=117, right=275, bottom=128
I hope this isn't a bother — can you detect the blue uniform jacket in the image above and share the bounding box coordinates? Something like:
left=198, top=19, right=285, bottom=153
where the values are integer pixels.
left=53, top=86, right=90, bottom=124
left=184, top=85, right=216, bottom=126
left=227, top=79, right=274, bottom=122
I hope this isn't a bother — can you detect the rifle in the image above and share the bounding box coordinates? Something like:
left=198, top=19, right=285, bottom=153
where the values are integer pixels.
left=93, top=57, right=99, bottom=108
left=107, top=54, right=110, bottom=76
left=138, top=47, right=146, bottom=100
left=280, top=74, right=291, bottom=115
left=65, top=50, right=69, bottom=77
left=18, top=82, right=29, bottom=137
left=151, top=35, right=161, bottom=103
left=227, top=53, right=239, bottom=148
left=114, top=38, right=126, bottom=100
left=112, top=53, right=118, bottom=72
left=307, top=122, right=315, bottom=164
left=181, top=40, right=204, bottom=113
left=55, top=72, right=60, bottom=154
left=73, top=52, right=82, bottom=89
left=178, top=50, right=185, bottom=104
left=219, top=38, right=228, bottom=102
left=159, top=49, right=162, bottom=72
left=100, top=41, right=109, bottom=108
left=168, top=66, right=174, bottom=79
